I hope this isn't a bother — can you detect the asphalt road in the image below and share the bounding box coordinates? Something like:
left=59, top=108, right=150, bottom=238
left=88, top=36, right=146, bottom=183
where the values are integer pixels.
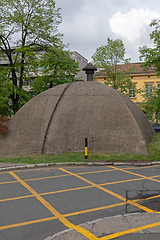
left=1, top=165, right=160, bottom=240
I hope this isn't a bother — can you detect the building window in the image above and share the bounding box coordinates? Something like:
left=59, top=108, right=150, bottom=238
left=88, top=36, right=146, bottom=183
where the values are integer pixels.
left=129, top=84, right=136, bottom=98
left=157, top=83, right=160, bottom=89
left=145, top=83, right=153, bottom=95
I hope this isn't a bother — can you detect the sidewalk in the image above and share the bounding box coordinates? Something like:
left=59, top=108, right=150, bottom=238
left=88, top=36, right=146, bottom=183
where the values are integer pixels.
left=45, top=212, right=160, bottom=240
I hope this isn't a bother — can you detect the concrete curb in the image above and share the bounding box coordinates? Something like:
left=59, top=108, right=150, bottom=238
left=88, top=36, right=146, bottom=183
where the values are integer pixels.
left=44, top=212, right=160, bottom=240
left=1, top=161, right=160, bottom=171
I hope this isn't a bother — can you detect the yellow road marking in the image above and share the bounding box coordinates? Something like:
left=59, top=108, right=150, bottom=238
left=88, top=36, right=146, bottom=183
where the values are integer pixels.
left=1, top=170, right=159, bottom=212
left=0, top=216, right=57, bottom=230
left=0, top=174, right=69, bottom=185
left=0, top=194, right=34, bottom=202
left=0, top=180, right=17, bottom=185
left=98, top=165, right=160, bottom=239
left=1, top=166, right=160, bottom=185
left=0, top=169, right=117, bottom=184
left=59, top=168, right=156, bottom=213
left=1, top=176, right=160, bottom=204
left=109, top=165, right=160, bottom=185
left=0, top=166, right=159, bottom=238
left=100, top=220, right=160, bottom=240
left=9, top=172, right=98, bottom=240
left=0, top=177, right=145, bottom=202
left=25, top=174, right=69, bottom=182
left=60, top=168, right=126, bottom=201
left=0, top=202, right=125, bottom=231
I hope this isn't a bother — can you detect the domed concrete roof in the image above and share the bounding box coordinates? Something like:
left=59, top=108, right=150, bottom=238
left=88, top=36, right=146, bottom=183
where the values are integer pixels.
left=0, top=81, right=154, bottom=158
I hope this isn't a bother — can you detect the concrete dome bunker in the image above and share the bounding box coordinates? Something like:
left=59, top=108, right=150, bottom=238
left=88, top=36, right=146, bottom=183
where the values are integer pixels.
left=0, top=81, right=154, bottom=158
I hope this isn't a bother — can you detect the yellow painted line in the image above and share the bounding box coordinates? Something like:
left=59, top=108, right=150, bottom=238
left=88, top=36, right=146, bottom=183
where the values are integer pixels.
left=102, top=176, right=146, bottom=186
left=100, top=221, right=160, bottom=240
left=41, top=185, right=92, bottom=196
left=9, top=171, right=98, bottom=240
left=59, top=168, right=155, bottom=213
left=65, top=202, right=125, bottom=217
left=1, top=172, right=159, bottom=204
left=0, top=186, right=93, bottom=203
left=121, top=165, right=159, bottom=170
left=80, top=169, right=117, bottom=175
left=60, top=168, right=126, bottom=201
left=0, top=169, right=117, bottom=184
left=0, top=174, right=69, bottom=185
left=0, top=194, right=34, bottom=203
left=109, top=165, right=160, bottom=185
left=1, top=166, right=159, bottom=185
left=0, top=216, right=57, bottom=230
left=0, top=177, right=151, bottom=203
left=24, top=174, right=69, bottom=182
left=0, top=202, right=124, bottom=231
left=141, top=194, right=160, bottom=202
left=0, top=180, right=17, bottom=185
left=0, top=178, right=139, bottom=203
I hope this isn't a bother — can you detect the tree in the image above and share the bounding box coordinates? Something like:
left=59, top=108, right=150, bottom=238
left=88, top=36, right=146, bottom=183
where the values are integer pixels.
left=139, top=20, right=160, bottom=74
left=31, top=47, right=79, bottom=95
left=139, top=20, right=160, bottom=122
left=92, top=38, right=132, bottom=93
left=140, top=86, right=160, bottom=123
left=0, top=66, right=12, bottom=116
left=0, top=0, right=78, bottom=115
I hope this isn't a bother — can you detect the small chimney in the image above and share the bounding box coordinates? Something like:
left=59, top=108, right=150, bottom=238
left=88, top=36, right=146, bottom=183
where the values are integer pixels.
left=83, top=62, right=97, bottom=81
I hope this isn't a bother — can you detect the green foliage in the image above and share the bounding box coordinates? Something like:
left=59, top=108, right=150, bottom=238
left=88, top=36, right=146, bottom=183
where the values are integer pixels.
left=0, top=0, right=78, bottom=115
left=139, top=20, right=160, bottom=122
left=140, top=86, right=160, bottom=123
left=0, top=67, right=12, bottom=116
left=92, top=38, right=132, bottom=93
left=139, top=20, right=160, bottom=74
left=31, top=48, right=79, bottom=95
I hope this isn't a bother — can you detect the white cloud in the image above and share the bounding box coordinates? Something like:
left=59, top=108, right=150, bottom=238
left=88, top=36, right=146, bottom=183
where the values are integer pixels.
left=109, top=8, right=160, bottom=42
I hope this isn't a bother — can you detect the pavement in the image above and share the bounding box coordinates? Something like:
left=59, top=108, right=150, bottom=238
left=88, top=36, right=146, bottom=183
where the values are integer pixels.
left=1, top=162, right=160, bottom=240
left=45, top=212, right=160, bottom=240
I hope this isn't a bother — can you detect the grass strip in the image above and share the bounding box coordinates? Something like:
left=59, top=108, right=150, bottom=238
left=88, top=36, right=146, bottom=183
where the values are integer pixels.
left=0, top=134, right=160, bottom=164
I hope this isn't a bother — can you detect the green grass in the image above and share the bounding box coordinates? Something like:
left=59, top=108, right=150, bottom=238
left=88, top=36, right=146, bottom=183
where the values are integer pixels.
left=0, top=134, right=160, bottom=164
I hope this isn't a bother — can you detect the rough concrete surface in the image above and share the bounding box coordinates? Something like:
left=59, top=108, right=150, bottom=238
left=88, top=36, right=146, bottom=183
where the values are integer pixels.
left=45, top=213, right=160, bottom=240
left=0, top=81, right=154, bottom=158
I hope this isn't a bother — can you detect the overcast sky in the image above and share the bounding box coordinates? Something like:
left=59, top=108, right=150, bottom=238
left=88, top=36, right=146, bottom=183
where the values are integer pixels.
left=55, top=0, right=160, bottom=62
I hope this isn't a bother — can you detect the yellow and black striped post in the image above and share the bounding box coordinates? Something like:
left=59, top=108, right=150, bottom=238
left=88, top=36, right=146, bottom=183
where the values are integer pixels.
left=85, top=138, right=88, bottom=159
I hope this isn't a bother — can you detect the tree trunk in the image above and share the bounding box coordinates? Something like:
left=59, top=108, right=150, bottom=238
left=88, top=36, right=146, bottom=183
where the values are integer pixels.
left=10, top=93, right=20, bottom=114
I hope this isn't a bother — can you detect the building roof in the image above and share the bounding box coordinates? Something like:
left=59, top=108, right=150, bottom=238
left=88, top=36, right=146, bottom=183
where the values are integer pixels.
left=83, top=62, right=97, bottom=71
left=96, top=62, right=156, bottom=77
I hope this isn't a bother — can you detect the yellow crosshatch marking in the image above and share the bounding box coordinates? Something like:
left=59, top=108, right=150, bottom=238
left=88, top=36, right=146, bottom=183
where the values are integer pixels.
left=0, top=202, right=125, bottom=231
left=109, top=165, right=160, bottom=184
left=59, top=168, right=156, bottom=213
left=2, top=175, right=159, bottom=203
left=0, top=166, right=160, bottom=239
left=9, top=171, right=99, bottom=240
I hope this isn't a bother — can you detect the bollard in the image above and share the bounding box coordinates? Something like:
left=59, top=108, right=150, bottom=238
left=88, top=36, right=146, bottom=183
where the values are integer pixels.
left=85, top=138, right=88, bottom=159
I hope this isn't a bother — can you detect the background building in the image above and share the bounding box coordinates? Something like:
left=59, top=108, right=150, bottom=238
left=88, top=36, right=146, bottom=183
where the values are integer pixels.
left=95, top=62, right=160, bottom=104
left=70, top=51, right=88, bottom=81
